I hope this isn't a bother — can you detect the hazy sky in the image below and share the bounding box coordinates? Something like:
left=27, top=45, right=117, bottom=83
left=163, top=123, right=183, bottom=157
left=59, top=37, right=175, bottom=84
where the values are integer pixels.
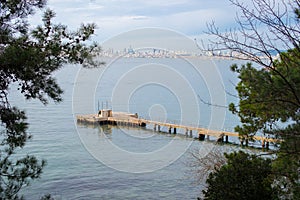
left=28, top=0, right=246, bottom=51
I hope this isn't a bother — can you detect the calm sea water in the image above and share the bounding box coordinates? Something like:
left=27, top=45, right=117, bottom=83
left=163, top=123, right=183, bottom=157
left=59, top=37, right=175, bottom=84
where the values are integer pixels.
left=9, top=58, right=244, bottom=199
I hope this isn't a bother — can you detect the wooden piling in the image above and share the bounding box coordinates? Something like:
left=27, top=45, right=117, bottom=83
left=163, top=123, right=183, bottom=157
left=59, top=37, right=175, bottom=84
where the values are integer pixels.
left=225, top=135, right=229, bottom=143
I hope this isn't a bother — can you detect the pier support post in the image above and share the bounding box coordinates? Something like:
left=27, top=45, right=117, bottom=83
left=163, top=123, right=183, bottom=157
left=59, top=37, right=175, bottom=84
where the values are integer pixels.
left=185, top=129, right=188, bottom=137
left=262, top=140, right=265, bottom=149
left=154, top=124, right=156, bottom=131
left=206, top=135, right=210, bottom=140
left=245, top=139, right=249, bottom=146
left=168, top=127, right=172, bottom=134
left=174, top=128, right=177, bottom=134
left=217, top=135, right=224, bottom=143
left=225, top=135, right=229, bottom=143
left=200, top=134, right=206, bottom=141
left=266, top=141, right=269, bottom=150
left=158, top=125, right=161, bottom=132
left=198, top=132, right=205, bottom=141
left=189, top=130, right=193, bottom=138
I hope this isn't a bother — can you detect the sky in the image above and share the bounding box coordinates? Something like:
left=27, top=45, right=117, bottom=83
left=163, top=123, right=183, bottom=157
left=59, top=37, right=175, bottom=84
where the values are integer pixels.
left=29, top=0, right=241, bottom=51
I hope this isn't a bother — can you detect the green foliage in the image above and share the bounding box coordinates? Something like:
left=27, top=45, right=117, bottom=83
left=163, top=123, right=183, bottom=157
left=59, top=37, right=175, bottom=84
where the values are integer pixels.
left=40, top=194, right=54, bottom=200
left=0, top=155, right=46, bottom=199
left=204, top=1, right=300, bottom=199
left=226, top=46, right=300, bottom=200
left=229, top=50, right=300, bottom=137
left=203, top=151, right=274, bottom=200
left=227, top=48, right=300, bottom=198
left=0, top=0, right=100, bottom=198
left=270, top=123, right=300, bottom=199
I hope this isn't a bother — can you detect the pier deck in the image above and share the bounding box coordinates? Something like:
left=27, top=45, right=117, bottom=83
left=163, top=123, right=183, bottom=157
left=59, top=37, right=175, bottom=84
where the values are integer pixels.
left=76, top=110, right=280, bottom=149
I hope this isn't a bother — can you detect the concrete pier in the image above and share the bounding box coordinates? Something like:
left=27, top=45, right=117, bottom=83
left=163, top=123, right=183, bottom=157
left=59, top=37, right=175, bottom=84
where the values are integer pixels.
left=77, top=110, right=281, bottom=145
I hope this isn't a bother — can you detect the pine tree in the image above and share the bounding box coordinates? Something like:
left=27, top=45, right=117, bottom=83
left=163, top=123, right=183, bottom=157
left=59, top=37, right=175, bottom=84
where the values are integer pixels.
left=0, top=1, right=100, bottom=198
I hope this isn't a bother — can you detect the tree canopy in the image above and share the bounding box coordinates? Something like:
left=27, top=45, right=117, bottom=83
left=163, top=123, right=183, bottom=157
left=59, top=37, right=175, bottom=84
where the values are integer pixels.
left=201, top=0, right=300, bottom=199
left=228, top=48, right=300, bottom=139
left=203, top=151, right=274, bottom=200
left=0, top=0, right=100, bottom=198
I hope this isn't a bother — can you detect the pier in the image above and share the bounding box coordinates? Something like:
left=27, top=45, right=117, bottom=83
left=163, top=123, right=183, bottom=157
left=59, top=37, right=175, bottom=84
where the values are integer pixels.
left=76, top=109, right=280, bottom=149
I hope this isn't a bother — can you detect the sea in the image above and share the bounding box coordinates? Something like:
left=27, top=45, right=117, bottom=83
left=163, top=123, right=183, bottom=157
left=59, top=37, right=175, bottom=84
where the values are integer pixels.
left=9, top=57, right=246, bottom=199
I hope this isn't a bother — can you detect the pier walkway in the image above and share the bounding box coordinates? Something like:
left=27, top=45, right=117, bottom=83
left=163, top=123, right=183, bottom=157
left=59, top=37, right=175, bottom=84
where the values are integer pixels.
left=76, top=110, right=279, bottom=149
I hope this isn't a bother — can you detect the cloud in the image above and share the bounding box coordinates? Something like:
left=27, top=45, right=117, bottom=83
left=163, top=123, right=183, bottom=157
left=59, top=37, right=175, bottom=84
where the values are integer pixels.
left=89, top=7, right=235, bottom=41
left=30, top=0, right=239, bottom=42
left=63, top=5, right=104, bottom=13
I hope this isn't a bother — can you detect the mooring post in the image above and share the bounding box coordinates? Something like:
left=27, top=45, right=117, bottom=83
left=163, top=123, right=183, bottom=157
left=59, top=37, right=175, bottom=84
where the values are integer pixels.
left=225, top=135, right=229, bottom=143
left=262, top=139, right=265, bottom=149
left=168, top=127, right=172, bottom=134
left=266, top=141, right=269, bottom=150
left=174, top=127, right=177, bottom=134
left=154, top=124, right=156, bottom=131
left=185, top=129, right=188, bottom=137
left=158, top=125, right=161, bottom=132
left=189, top=130, right=193, bottom=138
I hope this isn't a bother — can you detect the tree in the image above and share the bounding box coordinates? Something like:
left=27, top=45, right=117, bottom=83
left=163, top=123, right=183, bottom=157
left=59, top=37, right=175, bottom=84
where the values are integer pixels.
left=187, top=146, right=227, bottom=187
left=201, top=0, right=300, bottom=198
left=0, top=1, right=100, bottom=199
left=203, top=151, right=274, bottom=200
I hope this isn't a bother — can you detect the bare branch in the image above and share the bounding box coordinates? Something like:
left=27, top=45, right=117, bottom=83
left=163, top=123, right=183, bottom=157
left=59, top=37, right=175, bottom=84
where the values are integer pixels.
left=186, top=145, right=227, bottom=186
left=197, top=95, right=229, bottom=108
left=203, top=0, right=300, bottom=106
